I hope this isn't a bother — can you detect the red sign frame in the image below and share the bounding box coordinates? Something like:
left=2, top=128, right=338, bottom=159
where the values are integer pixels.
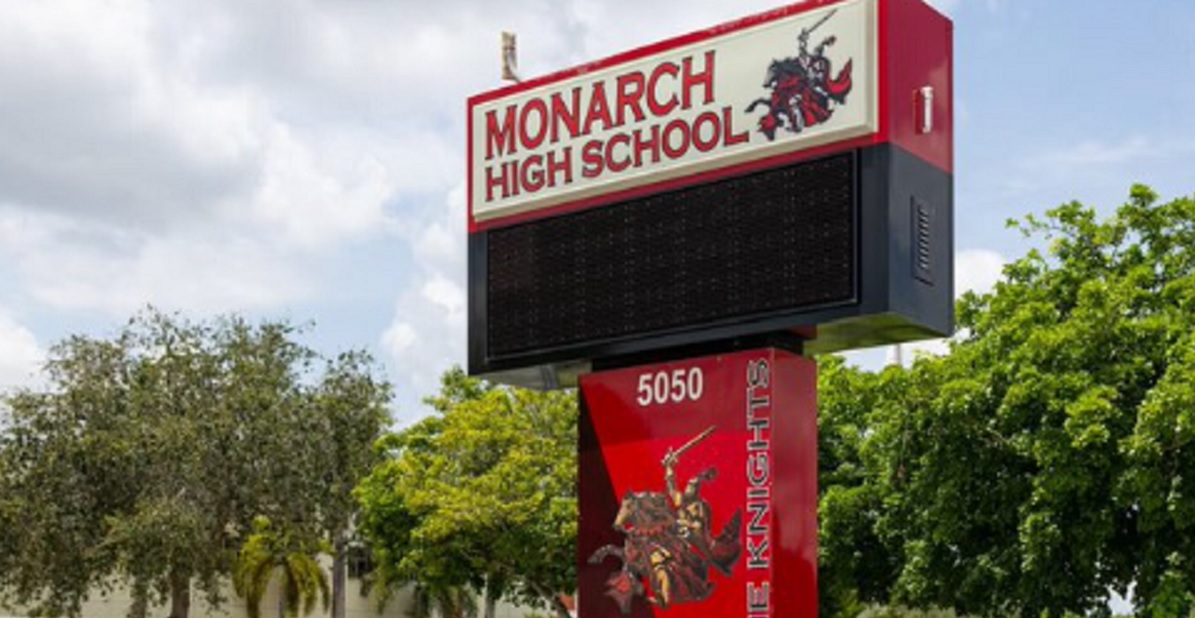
left=467, top=0, right=952, bottom=233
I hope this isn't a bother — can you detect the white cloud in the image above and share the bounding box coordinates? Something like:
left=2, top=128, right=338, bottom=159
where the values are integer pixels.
left=0, top=306, right=44, bottom=392
left=1026, top=136, right=1195, bottom=184
left=246, top=122, right=395, bottom=250
left=413, top=222, right=459, bottom=267
left=0, top=0, right=262, bottom=228
left=995, top=134, right=1195, bottom=209
left=852, top=248, right=1008, bottom=369
left=924, top=0, right=962, bottom=14
left=0, top=0, right=469, bottom=248
left=955, top=248, right=1007, bottom=296
left=0, top=210, right=311, bottom=316
left=382, top=322, right=419, bottom=357
left=1036, top=136, right=1154, bottom=168
left=896, top=248, right=1008, bottom=362
left=898, top=335, right=952, bottom=360
left=567, top=0, right=781, bottom=62
left=0, top=0, right=438, bottom=319
left=378, top=181, right=470, bottom=421
left=380, top=279, right=467, bottom=424
left=422, top=276, right=466, bottom=320
left=920, top=0, right=1009, bottom=16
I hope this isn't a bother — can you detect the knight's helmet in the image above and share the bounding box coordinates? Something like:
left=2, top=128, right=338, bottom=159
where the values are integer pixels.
left=684, top=468, right=718, bottom=500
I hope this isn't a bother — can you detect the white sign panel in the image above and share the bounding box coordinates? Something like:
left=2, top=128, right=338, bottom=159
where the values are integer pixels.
left=468, top=0, right=877, bottom=222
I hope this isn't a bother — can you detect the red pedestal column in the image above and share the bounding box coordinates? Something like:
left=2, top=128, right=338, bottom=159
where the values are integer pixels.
left=579, top=348, right=817, bottom=618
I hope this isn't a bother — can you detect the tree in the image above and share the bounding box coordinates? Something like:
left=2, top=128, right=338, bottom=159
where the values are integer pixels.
left=356, top=367, right=577, bottom=618
left=0, top=310, right=392, bottom=618
left=308, top=351, right=392, bottom=618
left=817, top=356, right=900, bottom=618
left=232, top=516, right=330, bottom=618
left=818, top=186, right=1195, bottom=617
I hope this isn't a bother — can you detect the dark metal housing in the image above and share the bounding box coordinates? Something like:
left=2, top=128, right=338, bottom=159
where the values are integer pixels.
left=469, top=143, right=952, bottom=387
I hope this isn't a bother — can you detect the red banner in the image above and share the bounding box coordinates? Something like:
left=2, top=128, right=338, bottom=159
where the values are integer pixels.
left=579, top=348, right=817, bottom=617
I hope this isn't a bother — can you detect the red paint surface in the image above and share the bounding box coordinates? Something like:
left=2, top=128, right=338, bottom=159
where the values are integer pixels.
left=884, top=0, right=953, bottom=173
left=579, top=349, right=817, bottom=617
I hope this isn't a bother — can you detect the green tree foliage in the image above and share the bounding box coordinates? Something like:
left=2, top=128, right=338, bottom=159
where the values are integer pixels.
left=820, top=186, right=1195, bottom=617
left=309, top=351, right=393, bottom=618
left=233, top=517, right=330, bottom=618
left=0, top=310, right=391, bottom=618
left=356, top=368, right=577, bottom=618
left=818, top=357, right=899, bottom=618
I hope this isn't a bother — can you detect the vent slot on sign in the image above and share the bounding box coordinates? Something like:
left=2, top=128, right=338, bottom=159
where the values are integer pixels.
left=485, top=154, right=858, bottom=357
left=912, top=197, right=933, bottom=284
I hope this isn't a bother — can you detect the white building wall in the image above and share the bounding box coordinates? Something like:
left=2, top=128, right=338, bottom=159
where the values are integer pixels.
left=1, top=566, right=546, bottom=618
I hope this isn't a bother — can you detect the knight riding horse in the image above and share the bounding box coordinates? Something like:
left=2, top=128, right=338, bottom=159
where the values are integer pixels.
left=663, top=428, right=739, bottom=579
left=589, top=426, right=742, bottom=614
left=746, top=8, right=854, bottom=140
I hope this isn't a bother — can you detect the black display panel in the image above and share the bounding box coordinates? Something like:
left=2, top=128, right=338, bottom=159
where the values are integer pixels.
left=485, top=153, right=857, bottom=357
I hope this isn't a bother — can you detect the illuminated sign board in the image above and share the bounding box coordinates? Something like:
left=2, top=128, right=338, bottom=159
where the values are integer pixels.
left=469, top=0, right=877, bottom=224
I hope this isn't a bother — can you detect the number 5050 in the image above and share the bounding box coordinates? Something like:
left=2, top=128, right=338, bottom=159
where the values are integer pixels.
left=636, top=368, right=703, bottom=406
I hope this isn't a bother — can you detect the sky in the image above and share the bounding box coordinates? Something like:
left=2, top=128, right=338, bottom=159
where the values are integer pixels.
left=0, top=0, right=1193, bottom=426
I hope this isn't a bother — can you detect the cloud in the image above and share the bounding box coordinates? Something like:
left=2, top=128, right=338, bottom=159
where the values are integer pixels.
left=1035, top=136, right=1154, bottom=168
left=852, top=248, right=1008, bottom=368
left=955, top=248, right=1007, bottom=296
left=382, top=322, right=419, bottom=357
left=421, top=275, right=466, bottom=322
left=896, top=248, right=1008, bottom=361
left=0, top=306, right=44, bottom=392
left=0, top=0, right=262, bottom=230
left=0, top=210, right=312, bottom=316
left=0, top=0, right=436, bottom=320
left=380, top=193, right=469, bottom=423
left=1028, top=136, right=1195, bottom=179
left=245, top=123, right=396, bottom=250
left=997, top=135, right=1195, bottom=207
left=379, top=276, right=467, bottom=425
left=566, top=0, right=782, bottom=62
left=919, top=0, right=1009, bottom=16
left=0, top=0, right=416, bottom=252
left=924, top=0, right=962, bottom=14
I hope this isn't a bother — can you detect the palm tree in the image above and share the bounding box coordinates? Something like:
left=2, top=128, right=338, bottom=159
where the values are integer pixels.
left=233, top=516, right=331, bottom=618
left=406, top=582, right=478, bottom=618
left=361, top=565, right=478, bottom=618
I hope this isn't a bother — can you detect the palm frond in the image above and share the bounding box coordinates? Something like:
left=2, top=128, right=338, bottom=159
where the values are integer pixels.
left=232, top=518, right=329, bottom=618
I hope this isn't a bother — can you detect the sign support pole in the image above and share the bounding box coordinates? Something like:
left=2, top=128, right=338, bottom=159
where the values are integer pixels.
left=578, top=347, right=818, bottom=617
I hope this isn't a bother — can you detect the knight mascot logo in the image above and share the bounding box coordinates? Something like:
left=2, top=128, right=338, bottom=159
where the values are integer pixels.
left=746, top=8, right=854, bottom=140
left=589, top=426, right=743, bottom=614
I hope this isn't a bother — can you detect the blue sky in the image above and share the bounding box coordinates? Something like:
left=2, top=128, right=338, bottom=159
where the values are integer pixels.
left=0, top=0, right=1193, bottom=427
